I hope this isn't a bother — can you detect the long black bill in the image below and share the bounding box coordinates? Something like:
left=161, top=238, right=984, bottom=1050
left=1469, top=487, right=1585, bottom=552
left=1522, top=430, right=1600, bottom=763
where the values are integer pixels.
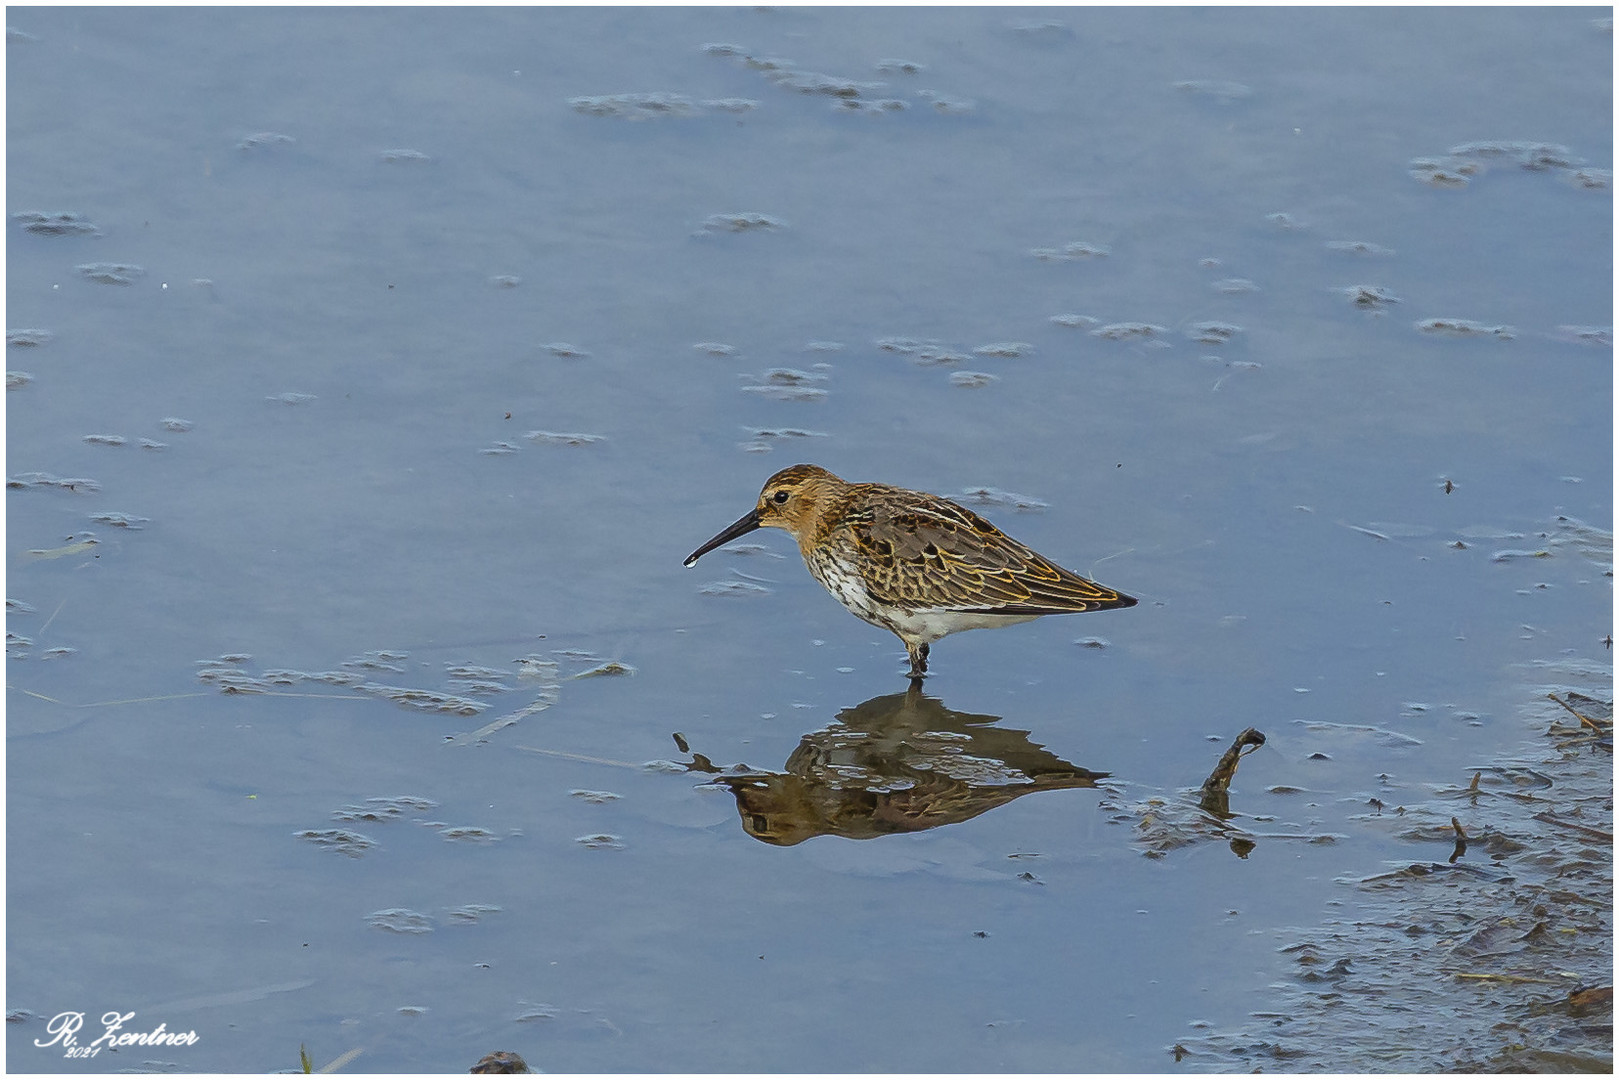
left=683, top=507, right=762, bottom=567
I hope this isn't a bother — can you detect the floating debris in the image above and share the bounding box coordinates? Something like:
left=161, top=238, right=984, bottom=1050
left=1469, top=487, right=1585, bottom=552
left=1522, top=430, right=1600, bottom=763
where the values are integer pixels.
left=12, top=211, right=98, bottom=236
left=574, top=660, right=636, bottom=678
left=138, top=438, right=167, bottom=450
left=835, top=98, right=908, bottom=115
left=1198, top=728, right=1266, bottom=817
left=88, top=512, right=148, bottom=529
left=1408, top=157, right=1474, bottom=187
left=1187, top=321, right=1242, bottom=345
left=379, top=148, right=430, bottom=163
left=958, top=487, right=1049, bottom=512
left=741, top=367, right=827, bottom=401
left=909, top=347, right=971, bottom=366
left=569, top=790, right=622, bottom=803
left=1266, top=211, right=1305, bottom=230
left=569, top=92, right=695, bottom=119
left=949, top=371, right=998, bottom=388
left=1343, top=285, right=1402, bottom=309
left=25, top=536, right=100, bottom=562
left=445, top=664, right=506, bottom=681
left=267, top=391, right=316, bottom=405
left=973, top=342, right=1033, bottom=358
left=1211, top=277, right=1259, bottom=294
left=1551, top=325, right=1611, bottom=347
left=343, top=651, right=408, bottom=673
left=1448, top=139, right=1579, bottom=170
left=8, top=472, right=100, bottom=494
left=1049, top=314, right=1100, bottom=329
left=354, top=683, right=487, bottom=716
left=915, top=90, right=975, bottom=114
left=1009, top=20, right=1072, bottom=39
left=82, top=434, right=126, bottom=447
left=693, top=341, right=736, bottom=356
left=1030, top=240, right=1110, bottom=261
left=1490, top=548, right=1552, bottom=563
left=541, top=342, right=590, bottom=358
left=766, top=69, right=883, bottom=98
left=1565, top=167, right=1610, bottom=191
left=515, top=656, right=562, bottom=681
left=444, top=904, right=502, bottom=925
left=1416, top=318, right=1514, bottom=340
left=489, top=275, right=521, bottom=288
left=524, top=430, right=604, bottom=446
left=1326, top=240, right=1395, bottom=256
left=366, top=908, right=432, bottom=933
left=438, top=826, right=500, bottom=844
left=1172, top=79, right=1252, bottom=101
left=160, top=417, right=194, bottom=432
left=699, top=212, right=784, bottom=234
left=702, top=97, right=759, bottom=114
left=743, top=426, right=828, bottom=443
left=8, top=329, right=53, bottom=347
left=296, top=829, right=376, bottom=858
left=480, top=442, right=521, bottom=456
left=76, top=262, right=145, bottom=286
left=1092, top=322, right=1168, bottom=342
left=238, top=131, right=295, bottom=150
left=575, top=833, right=625, bottom=850
left=8, top=372, right=33, bottom=390
left=444, top=678, right=509, bottom=697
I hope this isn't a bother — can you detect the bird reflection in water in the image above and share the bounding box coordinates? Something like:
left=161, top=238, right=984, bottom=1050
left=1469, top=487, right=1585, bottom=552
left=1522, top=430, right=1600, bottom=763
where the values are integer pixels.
left=695, top=683, right=1108, bottom=846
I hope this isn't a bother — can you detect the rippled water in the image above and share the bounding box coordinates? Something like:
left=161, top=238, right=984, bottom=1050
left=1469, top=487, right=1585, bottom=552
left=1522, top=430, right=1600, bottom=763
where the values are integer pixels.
left=7, top=7, right=1610, bottom=1073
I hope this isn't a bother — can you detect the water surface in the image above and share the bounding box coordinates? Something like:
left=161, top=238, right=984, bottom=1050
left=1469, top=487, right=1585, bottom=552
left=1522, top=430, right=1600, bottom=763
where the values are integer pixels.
left=7, top=6, right=1611, bottom=1073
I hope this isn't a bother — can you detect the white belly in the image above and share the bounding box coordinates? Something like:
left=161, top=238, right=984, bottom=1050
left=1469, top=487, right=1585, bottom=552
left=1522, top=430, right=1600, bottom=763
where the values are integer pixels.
left=808, top=555, right=1040, bottom=646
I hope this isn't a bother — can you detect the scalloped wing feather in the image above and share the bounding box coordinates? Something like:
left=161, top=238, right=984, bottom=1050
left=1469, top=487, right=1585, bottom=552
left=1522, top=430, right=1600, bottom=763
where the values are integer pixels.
left=838, top=486, right=1135, bottom=614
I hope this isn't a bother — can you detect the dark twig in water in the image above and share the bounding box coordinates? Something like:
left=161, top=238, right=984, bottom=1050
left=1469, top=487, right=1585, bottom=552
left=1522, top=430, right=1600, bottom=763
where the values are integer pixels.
left=1546, top=692, right=1610, bottom=734
left=1449, top=816, right=1468, bottom=863
left=1198, top=727, right=1266, bottom=816
left=1530, top=811, right=1612, bottom=842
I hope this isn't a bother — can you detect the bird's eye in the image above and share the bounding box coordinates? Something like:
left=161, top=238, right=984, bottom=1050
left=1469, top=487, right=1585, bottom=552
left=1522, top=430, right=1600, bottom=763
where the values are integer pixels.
left=772, top=489, right=790, bottom=504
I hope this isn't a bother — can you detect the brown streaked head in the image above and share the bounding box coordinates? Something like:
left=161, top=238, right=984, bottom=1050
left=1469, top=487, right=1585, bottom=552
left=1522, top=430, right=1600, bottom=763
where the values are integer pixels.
left=684, top=464, right=844, bottom=566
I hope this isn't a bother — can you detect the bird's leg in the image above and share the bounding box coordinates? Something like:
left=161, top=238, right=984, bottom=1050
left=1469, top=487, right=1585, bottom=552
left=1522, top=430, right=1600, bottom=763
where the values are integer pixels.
left=905, top=641, right=929, bottom=679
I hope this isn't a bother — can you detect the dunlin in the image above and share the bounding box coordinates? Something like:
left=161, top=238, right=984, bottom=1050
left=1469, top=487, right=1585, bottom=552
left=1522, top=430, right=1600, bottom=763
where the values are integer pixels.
left=685, top=464, right=1136, bottom=678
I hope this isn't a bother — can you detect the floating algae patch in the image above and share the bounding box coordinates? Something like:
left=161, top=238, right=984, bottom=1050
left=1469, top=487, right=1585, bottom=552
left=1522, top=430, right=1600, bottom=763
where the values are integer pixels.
left=330, top=796, right=439, bottom=823
left=1172, top=671, right=1613, bottom=1071
left=294, top=828, right=377, bottom=858
left=193, top=650, right=564, bottom=722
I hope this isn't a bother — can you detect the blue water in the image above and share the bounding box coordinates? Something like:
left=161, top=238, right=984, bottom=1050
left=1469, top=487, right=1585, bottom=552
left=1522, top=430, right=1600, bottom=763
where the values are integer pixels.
left=7, top=6, right=1610, bottom=1072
